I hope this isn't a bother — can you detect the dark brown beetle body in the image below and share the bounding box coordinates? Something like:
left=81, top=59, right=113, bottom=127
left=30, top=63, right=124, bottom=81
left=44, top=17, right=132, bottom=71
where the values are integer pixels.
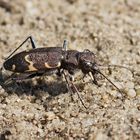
left=2, top=36, right=118, bottom=89
left=4, top=47, right=63, bottom=73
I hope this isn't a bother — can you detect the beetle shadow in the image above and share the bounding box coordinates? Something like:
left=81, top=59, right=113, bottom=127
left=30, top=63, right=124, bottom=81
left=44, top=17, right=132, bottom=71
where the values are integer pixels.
left=0, top=72, right=68, bottom=98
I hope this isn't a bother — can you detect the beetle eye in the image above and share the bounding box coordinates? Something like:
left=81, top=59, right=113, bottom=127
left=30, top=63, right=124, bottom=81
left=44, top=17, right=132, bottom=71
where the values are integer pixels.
left=85, top=61, right=92, bottom=67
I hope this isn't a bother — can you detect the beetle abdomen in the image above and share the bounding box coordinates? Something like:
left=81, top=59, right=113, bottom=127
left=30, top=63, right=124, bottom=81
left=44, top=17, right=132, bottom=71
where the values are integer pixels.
left=4, top=52, right=29, bottom=73
left=26, top=51, right=62, bottom=72
left=4, top=47, right=63, bottom=73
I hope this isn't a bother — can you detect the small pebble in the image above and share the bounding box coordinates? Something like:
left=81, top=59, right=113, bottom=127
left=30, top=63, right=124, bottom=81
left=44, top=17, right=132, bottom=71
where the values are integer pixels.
left=25, top=113, right=34, bottom=120
left=125, top=82, right=135, bottom=89
left=35, top=99, right=41, bottom=104
left=81, top=118, right=94, bottom=128
left=102, top=94, right=110, bottom=103
left=94, top=132, right=108, bottom=140
left=16, top=99, right=21, bottom=103
left=127, top=89, right=136, bottom=98
left=52, top=118, right=66, bottom=132
left=45, top=111, right=56, bottom=121
left=0, top=85, right=5, bottom=93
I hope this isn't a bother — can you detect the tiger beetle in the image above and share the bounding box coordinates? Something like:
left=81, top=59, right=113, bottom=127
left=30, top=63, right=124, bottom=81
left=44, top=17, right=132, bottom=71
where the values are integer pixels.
left=1, top=36, right=132, bottom=108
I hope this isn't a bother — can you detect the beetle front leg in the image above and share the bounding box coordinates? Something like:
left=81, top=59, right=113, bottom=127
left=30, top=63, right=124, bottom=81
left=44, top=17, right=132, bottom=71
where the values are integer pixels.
left=62, top=70, right=87, bottom=109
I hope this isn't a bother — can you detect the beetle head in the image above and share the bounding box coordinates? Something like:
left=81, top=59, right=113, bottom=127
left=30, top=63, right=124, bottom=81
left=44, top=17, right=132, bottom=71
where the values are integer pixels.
left=78, top=49, right=99, bottom=74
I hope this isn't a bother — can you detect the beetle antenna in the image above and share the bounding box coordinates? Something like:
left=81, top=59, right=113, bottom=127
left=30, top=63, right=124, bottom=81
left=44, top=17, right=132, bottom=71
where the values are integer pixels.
left=5, top=36, right=36, bottom=60
left=94, top=69, right=123, bottom=94
left=99, top=64, right=134, bottom=73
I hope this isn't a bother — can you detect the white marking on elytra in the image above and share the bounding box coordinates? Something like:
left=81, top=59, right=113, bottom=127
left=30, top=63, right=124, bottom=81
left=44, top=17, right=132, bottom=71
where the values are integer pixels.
left=25, top=55, right=38, bottom=71
left=45, top=62, right=61, bottom=68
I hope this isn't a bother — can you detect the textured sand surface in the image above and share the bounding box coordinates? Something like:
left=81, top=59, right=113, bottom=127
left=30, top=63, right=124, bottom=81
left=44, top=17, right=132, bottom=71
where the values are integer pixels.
left=0, top=0, right=140, bottom=139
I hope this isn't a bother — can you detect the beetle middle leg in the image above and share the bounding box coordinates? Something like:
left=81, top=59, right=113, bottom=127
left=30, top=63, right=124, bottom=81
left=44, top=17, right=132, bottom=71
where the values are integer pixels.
left=62, top=39, right=68, bottom=51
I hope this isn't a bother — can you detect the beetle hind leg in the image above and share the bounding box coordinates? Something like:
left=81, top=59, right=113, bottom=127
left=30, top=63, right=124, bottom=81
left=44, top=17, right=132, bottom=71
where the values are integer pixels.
left=4, top=72, right=38, bottom=85
left=5, top=36, right=36, bottom=61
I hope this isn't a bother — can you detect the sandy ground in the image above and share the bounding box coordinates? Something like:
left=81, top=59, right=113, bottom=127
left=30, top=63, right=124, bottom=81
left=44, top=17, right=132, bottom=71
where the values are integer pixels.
left=0, top=0, right=140, bottom=139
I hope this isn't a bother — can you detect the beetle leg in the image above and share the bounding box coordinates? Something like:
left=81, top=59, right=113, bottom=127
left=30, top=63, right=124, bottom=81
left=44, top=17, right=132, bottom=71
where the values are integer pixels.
left=62, top=70, right=73, bottom=95
left=62, top=39, right=68, bottom=59
left=12, top=74, right=31, bottom=82
left=62, top=39, right=68, bottom=51
left=5, top=36, right=36, bottom=60
left=70, top=81, right=87, bottom=109
left=62, top=70, right=87, bottom=109
left=81, top=74, right=87, bottom=82
left=4, top=72, right=41, bottom=84
left=12, top=72, right=46, bottom=82
left=56, top=69, right=63, bottom=77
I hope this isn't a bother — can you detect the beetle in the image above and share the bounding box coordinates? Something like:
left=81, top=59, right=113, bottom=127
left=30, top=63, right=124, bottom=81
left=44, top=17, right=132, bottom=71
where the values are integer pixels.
left=1, top=36, right=128, bottom=108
